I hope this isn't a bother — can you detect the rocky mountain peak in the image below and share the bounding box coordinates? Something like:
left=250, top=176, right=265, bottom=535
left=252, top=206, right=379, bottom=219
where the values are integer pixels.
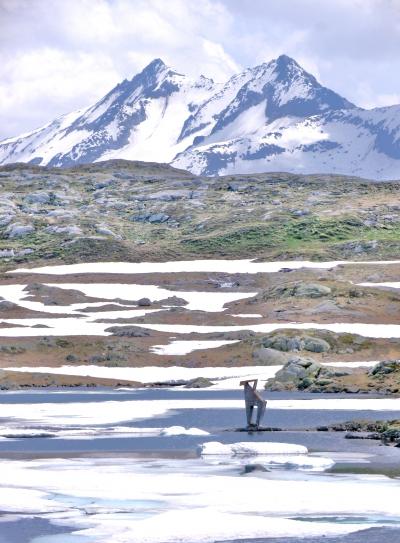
left=1, top=56, right=399, bottom=179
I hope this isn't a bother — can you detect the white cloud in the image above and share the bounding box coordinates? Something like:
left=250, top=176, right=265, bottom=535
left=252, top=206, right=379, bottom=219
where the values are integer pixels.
left=0, top=0, right=399, bottom=139
left=0, top=0, right=238, bottom=138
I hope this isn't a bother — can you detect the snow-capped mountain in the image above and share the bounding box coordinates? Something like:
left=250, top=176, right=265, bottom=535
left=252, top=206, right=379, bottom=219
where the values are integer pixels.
left=1, top=55, right=400, bottom=179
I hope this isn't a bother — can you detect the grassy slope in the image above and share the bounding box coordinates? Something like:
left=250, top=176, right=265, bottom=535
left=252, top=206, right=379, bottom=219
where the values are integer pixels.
left=0, top=160, right=399, bottom=271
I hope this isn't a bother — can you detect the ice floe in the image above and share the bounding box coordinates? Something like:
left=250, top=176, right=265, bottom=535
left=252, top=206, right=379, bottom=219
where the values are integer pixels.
left=0, top=456, right=398, bottom=542
left=200, top=441, right=308, bottom=455
left=0, top=425, right=209, bottom=440
left=201, top=453, right=335, bottom=472
left=161, top=426, right=209, bottom=436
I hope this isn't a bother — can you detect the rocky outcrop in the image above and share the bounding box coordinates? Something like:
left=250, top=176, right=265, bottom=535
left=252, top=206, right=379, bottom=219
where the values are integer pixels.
left=265, top=357, right=322, bottom=391
left=252, top=347, right=289, bottom=365
left=105, top=325, right=152, bottom=337
left=370, top=360, right=400, bottom=375
left=261, top=282, right=332, bottom=300
left=184, top=377, right=214, bottom=388
left=137, top=297, right=152, bottom=307
left=262, top=334, right=331, bottom=353
left=317, top=419, right=400, bottom=446
left=260, top=330, right=369, bottom=355
left=5, top=223, right=35, bottom=238
left=266, top=358, right=400, bottom=394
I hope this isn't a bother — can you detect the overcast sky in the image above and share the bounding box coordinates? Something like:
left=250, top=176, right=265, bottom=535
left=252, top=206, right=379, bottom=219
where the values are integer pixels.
left=1, top=0, right=400, bottom=140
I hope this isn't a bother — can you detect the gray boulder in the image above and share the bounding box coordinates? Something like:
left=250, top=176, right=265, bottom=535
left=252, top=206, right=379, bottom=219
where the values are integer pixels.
left=96, top=226, right=120, bottom=238
left=25, top=192, right=51, bottom=204
left=370, top=360, right=400, bottom=376
left=5, top=223, right=35, bottom=238
left=105, top=326, right=152, bottom=337
left=184, top=377, right=214, bottom=388
left=294, top=283, right=332, bottom=298
left=252, top=347, right=289, bottom=365
left=303, top=337, right=331, bottom=353
left=0, top=300, right=17, bottom=311
left=141, top=190, right=192, bottom=201
left=0, top=249, right=14, bottom=258
left=137, top=297, right=151, bottom=307
left=148, top=213, right=170, bottom=224
left=132, top=213, right=170, bottom=224
left=46, top=225, right=82, bottom=236
left=273, top=357, right=321, bottom=383
left=0, top=214, right=14, bottom=227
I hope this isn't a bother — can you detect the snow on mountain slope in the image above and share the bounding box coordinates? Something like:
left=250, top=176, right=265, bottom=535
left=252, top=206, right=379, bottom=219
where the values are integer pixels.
left=1, top=55, right=400, bottom=180
left=0, top=59, right=217, bottom=167
left=173, top=105, right=400, bottom=179
left=208, top=55, right=354, bottom=140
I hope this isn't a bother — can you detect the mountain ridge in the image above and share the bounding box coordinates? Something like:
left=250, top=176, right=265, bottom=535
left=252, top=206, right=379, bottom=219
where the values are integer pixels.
left=1, top=55, right=400, bottom=180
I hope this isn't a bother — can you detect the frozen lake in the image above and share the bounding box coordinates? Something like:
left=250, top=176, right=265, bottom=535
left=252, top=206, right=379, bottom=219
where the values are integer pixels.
left=0, top=389, right=399, bottom=543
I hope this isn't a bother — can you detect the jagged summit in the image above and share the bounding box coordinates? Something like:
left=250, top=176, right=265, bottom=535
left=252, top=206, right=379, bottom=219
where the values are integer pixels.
left=143, top=57, right=167, bottom=72
left=0, top=55, right=399, bottom=179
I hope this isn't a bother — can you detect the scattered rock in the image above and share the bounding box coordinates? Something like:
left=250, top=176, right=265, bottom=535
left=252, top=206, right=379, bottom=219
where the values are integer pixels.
left=132, top=213, right=170, bottom=224
left=184, top=377, right=214, bottom=388
left=158, top=296, right=188, bottom=306
left=241, top=464, right=270, bottom=474
left=0, top=248, right=14, bottom=257
left=137, top=297, right=151, bottom=307
left=370, top=360, right=400, bottom=376
left=65, top=354, right=80, bottom=362
left=96, top=226, right=120, bottom=238
left=5, top=223, right=35, bottom=238
left=24, top=192, right=51, bottom=204
left=45, top=225, right=82, bottom=236
left=105, top=326, right=152, bottom=337
left=0, top=300, right=18, bottom=311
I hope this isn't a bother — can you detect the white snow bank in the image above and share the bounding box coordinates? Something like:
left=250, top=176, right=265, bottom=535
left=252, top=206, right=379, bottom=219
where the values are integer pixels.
left=232, top=313, right=263, bottom=318
left=200, top=441, right=308, bottom=456
left=322, top=361, right=379, bottom=368
left=3, top=364, right=280, bottom=385
left=359, top=282, right=400, bottom=289
left=44, top=283, right=256, bottom=312
left=11, top=259, right=400, bottom=275
left=150, top=340, right=239, bottom=355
